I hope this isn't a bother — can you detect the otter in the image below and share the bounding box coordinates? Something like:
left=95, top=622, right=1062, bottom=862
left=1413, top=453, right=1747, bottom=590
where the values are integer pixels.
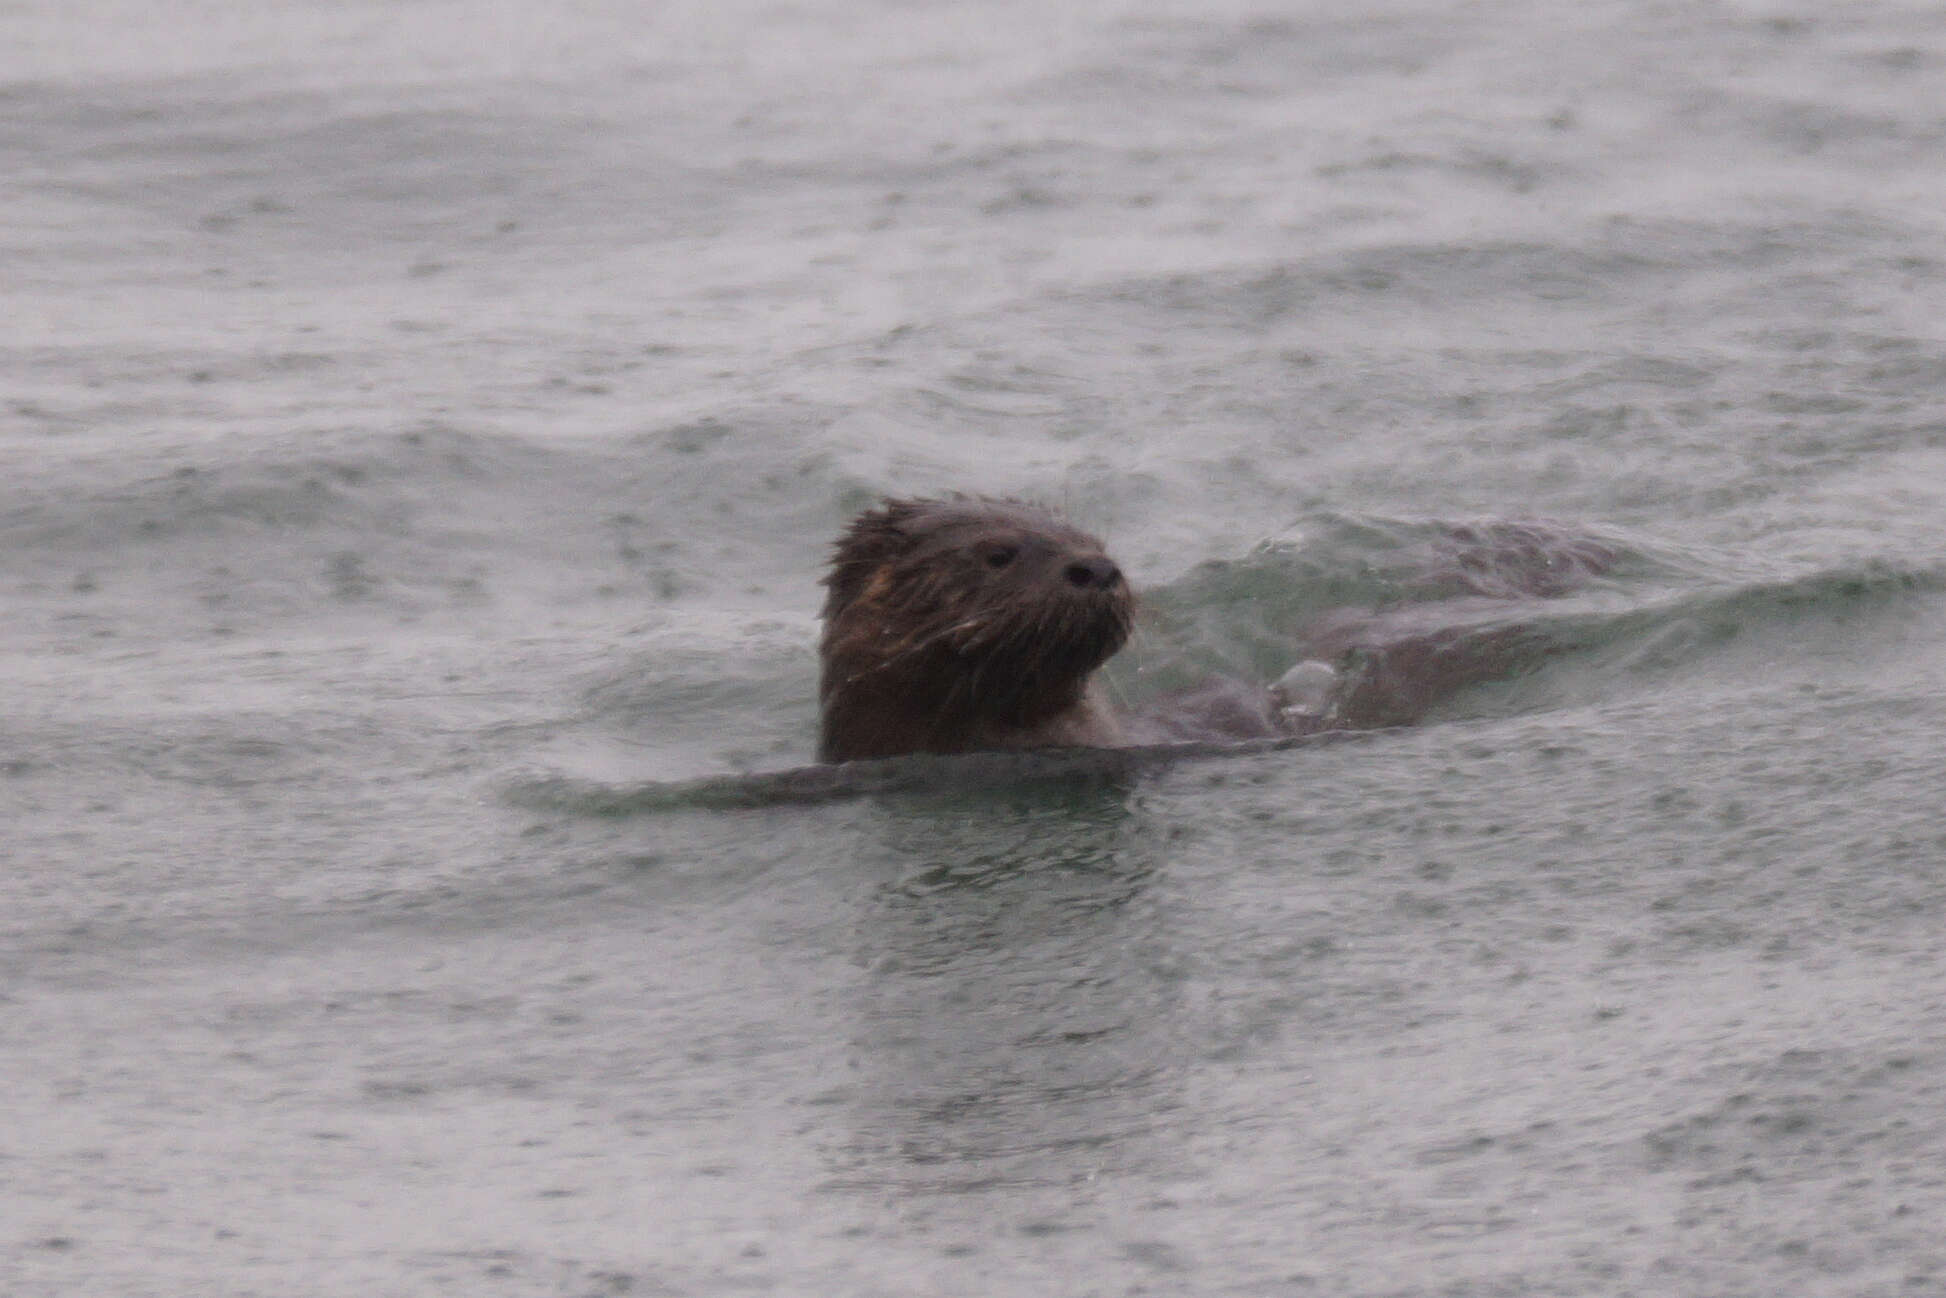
left=818, top=497, right=1133, bottom=762
left=817, top=495, right=1608, bottom=763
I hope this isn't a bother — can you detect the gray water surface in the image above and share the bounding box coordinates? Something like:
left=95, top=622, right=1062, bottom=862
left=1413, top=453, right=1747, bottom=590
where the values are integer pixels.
left=8, top=1, right=1946, bottom=1295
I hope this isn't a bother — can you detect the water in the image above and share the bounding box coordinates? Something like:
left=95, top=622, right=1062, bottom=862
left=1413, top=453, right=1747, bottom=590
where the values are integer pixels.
left=7, top=1, right=1946, bottom=1294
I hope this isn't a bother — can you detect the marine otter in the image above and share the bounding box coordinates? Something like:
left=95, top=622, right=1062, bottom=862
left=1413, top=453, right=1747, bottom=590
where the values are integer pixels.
left=818, top=497, right=1133, bottom=762
left=817, top=496, right=1609, bottom=763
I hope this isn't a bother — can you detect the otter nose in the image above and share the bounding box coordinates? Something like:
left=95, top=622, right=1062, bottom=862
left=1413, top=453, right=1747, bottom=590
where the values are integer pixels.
left=1064, top=555, right=1122, bottom=590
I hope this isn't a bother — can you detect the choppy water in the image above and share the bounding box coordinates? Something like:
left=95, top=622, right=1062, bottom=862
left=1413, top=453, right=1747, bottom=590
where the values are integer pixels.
left=8, top=1, right=1946, bottom=1295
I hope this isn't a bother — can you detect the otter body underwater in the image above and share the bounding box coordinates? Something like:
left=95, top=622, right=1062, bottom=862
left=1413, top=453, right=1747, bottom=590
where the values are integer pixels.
left=816, top=496, right=1611, bottom=764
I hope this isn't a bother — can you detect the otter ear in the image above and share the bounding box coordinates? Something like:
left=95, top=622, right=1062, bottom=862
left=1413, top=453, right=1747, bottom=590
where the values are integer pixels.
left=822, top=498, right=930, bottom=618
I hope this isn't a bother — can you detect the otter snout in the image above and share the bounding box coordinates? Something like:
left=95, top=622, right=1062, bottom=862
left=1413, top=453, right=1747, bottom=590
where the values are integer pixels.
left=1063, top=555, right=1122, bottom=590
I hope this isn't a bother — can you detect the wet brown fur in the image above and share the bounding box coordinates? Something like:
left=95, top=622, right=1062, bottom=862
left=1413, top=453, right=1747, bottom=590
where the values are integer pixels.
left=817, top=497, right=1134, bottom=762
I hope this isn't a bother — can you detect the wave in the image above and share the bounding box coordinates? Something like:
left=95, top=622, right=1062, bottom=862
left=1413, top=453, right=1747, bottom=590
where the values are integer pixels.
left=0, top=413, right=857, bottom=621
left=500, top=731, right=1378, bottom=815
left=509, top=512, right=1941, bottom=813
left=1128, top=510, right=1941, bottom=686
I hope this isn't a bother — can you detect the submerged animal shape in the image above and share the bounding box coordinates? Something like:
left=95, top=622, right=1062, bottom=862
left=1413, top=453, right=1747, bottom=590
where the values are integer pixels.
left=816, top=496, right=1610, bottom=763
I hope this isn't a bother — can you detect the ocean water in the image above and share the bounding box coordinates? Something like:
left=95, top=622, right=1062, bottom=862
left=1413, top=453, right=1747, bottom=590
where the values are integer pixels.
left=8, top=1, right=1946, bottom=1294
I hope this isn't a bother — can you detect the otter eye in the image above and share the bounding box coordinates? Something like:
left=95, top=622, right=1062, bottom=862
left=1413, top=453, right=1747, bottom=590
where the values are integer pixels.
left=978, top=543, right=1018, bottom=570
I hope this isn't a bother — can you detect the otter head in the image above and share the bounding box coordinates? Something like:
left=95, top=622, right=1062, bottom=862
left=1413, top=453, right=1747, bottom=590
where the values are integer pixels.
left=817, top=496, right=1133, bottom=762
